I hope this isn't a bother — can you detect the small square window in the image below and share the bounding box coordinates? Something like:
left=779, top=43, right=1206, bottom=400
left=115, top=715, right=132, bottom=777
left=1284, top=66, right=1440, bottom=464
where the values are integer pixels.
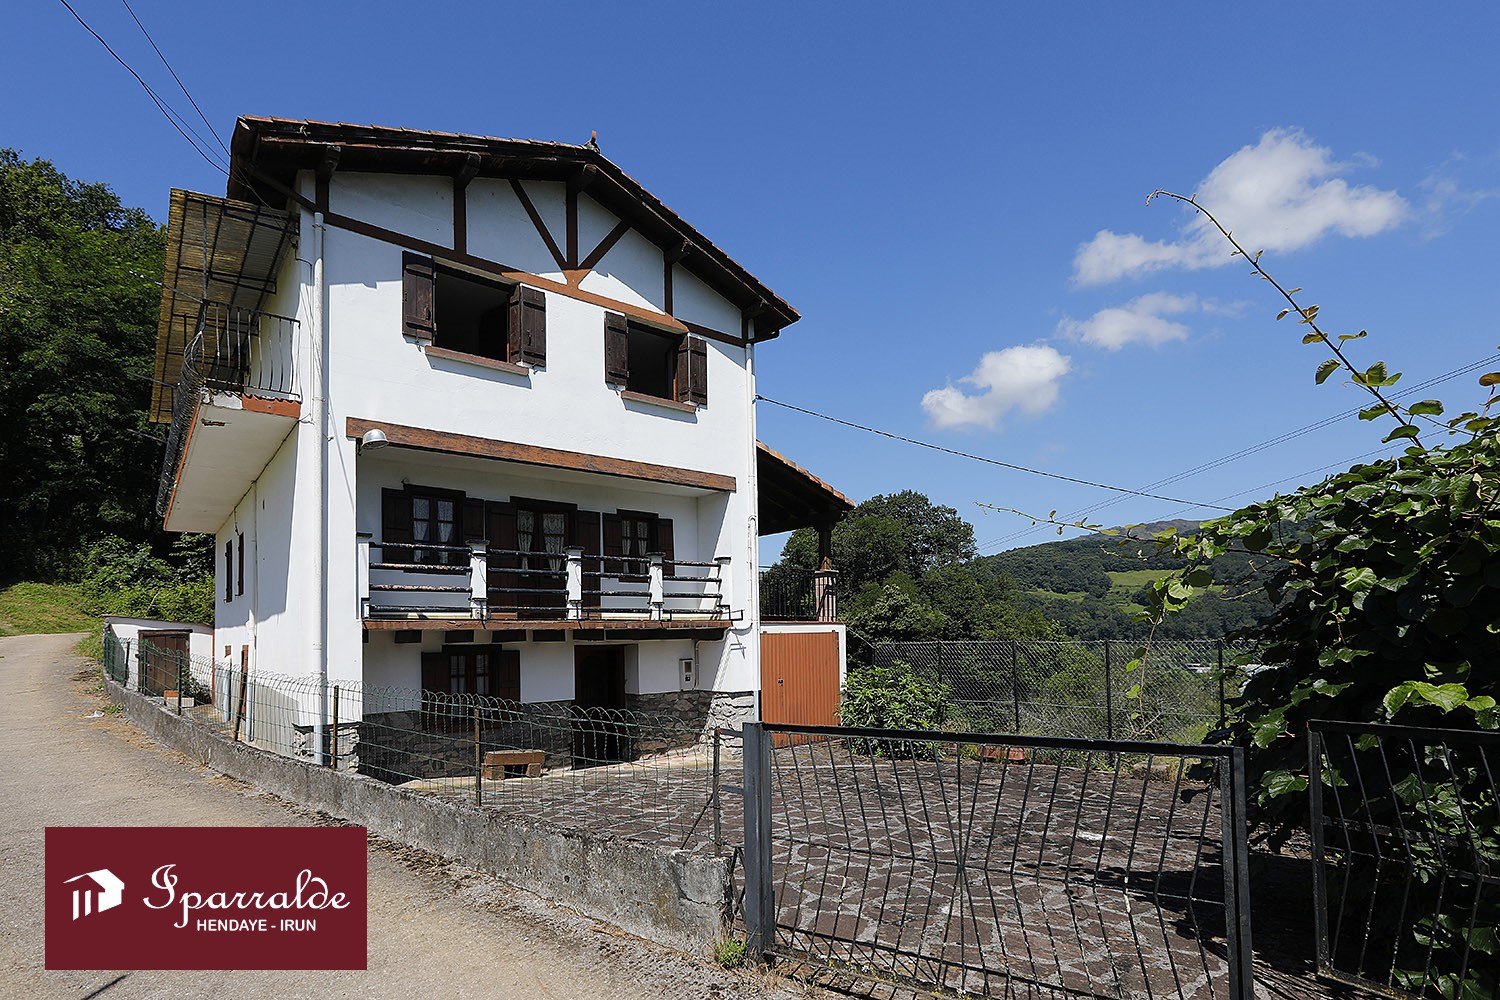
left=433, top=268, right=512, bottom=363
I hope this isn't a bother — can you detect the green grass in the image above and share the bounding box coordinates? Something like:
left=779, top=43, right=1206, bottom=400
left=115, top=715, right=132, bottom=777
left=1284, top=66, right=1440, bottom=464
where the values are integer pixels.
left=1106, top=568, right=1174, bottom=589
left=0, top=582, right=94, bottom=637
left=1027, top=588, right=1088, bottom=603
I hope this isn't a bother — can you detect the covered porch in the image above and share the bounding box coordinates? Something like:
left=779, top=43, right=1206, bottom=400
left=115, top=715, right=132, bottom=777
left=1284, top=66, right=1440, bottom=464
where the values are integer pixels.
left=756, top=442, right=854, bottom=622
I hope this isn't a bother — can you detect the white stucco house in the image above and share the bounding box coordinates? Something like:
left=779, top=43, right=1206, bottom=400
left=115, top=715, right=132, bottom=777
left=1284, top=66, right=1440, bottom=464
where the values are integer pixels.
left=149, top=117, right=850, bottom=762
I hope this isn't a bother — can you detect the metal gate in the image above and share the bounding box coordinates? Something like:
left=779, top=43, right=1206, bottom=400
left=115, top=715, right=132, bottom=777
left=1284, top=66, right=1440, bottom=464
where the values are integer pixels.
left=1309, top=720, right=1499, bottom=1000
left=743, top=723, right=1253, bottom=1000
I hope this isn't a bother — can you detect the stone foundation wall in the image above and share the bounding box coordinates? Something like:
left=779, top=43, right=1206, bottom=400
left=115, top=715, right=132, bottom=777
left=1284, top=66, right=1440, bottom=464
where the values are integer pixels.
left=104, top=676, right=730, bottom=953
left=359, top=702, right=574, bottom=783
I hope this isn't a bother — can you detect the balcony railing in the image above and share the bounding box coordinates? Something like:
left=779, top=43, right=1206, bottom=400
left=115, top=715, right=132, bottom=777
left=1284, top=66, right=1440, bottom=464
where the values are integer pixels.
left=358, top=535, right=733, bottom=623
left=759, top=566, right=839, bottom=622
left=156, top=301, right=299, bottom=517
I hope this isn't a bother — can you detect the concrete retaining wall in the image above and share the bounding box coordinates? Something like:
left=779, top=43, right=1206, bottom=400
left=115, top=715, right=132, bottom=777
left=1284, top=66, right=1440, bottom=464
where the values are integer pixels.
left=106, top=677, right=730, bottom=953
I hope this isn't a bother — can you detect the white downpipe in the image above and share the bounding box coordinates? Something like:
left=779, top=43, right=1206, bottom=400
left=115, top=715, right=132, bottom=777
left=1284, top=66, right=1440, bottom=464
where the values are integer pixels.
left=744, top=337, right=760, bottom=720
left=310, top=211, right=328, bottom=764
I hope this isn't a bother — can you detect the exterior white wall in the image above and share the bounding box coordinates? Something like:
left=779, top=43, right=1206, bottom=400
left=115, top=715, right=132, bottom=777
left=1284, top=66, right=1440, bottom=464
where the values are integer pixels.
left=200, top=167, right=769, bottom=706
left=102, top=617, right=214, bottom=689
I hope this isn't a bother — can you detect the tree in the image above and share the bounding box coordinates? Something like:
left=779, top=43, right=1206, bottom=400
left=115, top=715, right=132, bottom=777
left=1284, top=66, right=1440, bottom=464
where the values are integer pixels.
left=0, top=150, right=167, bottom=581
left=776, top=490, right=977, bottom=595
left=1122, top=192, right=1500, bottom=999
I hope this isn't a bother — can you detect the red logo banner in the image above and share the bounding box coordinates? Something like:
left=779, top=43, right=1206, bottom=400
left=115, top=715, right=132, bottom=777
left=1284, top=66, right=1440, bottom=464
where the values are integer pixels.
left=46, top=826, right=367, bottom=970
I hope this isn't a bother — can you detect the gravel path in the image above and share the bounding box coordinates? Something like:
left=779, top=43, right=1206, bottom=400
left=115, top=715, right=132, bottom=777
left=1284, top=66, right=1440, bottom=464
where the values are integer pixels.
left=0, top=632, right=823, bottom=1000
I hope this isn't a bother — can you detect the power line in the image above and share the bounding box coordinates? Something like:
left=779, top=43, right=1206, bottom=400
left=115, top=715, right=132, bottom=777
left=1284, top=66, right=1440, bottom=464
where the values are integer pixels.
left=977, top=352, right=1500, bottom=552
left=755, top=395, right=1234, bottom=511
left=119, top=0, right=230, bottom=159
left=54, top=0, right=228, bottom=177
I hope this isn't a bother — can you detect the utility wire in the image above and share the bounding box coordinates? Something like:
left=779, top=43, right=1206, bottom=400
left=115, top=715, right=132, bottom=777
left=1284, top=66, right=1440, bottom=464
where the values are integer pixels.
left=977, top=351, right=1500, bottom=552
left=755, top=395, right=1234, bottom=511
left=55, top=0, right=228, bottom=176
left=119, top=0, right=230, bottom=159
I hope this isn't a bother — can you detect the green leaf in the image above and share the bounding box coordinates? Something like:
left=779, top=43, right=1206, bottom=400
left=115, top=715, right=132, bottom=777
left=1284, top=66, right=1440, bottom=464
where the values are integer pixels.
left=1263, top=770, right=1308, bottom=797
left=1359, top=404, right=1388, bottom=421
left=1479, top=372, right=1500, bottom=387
left=1407, top=399, right=1444, bottom=416
left=1276, top=308, right=1290, bottom=321
left=1383, top=424, right=1421, bottom=443
left=1337, top=330, right=1368, bottom=342
left=1364, top=361, right=1389, bottom=384
left=1314, top=359, right=1339, bottom=385
left=1302, top=332, right=1327, bottom=345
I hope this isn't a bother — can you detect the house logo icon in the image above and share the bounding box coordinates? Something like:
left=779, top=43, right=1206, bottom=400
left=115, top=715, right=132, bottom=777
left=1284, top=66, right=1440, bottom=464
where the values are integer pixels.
left=64, top=869, right=125, bottom=920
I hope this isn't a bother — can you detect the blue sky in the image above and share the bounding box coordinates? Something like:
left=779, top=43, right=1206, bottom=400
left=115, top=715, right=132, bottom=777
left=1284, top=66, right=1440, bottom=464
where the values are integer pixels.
left=9, top=2, right=1500, bottom=561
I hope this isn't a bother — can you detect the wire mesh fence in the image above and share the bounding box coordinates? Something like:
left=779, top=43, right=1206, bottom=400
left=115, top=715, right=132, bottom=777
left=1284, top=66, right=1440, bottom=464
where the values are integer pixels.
left=742, top=723, right=1253, bottom=1000
left=1309, top=721, right=1500, bottom=1000
left=103, top=633, right=738, bottom=855
left=870, top=638, right=1258, bottom=743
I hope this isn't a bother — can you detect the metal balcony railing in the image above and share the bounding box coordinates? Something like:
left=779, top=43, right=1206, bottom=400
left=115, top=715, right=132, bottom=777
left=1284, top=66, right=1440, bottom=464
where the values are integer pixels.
left=358, top=535, right=734, bottom=623
left=156, top=301, right=299, bottom=517
left=759, top=566, right=839, bottom=622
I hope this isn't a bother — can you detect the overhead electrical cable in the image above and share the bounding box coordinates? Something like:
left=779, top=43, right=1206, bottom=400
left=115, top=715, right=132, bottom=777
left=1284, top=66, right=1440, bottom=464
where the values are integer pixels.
left=54, top=0, right=229, bottom=176
left=977, top=351, right=1500, bottom=552
left=119, top=0, right=231, bottom=159
left=755, top=395, right=1234, bottom=511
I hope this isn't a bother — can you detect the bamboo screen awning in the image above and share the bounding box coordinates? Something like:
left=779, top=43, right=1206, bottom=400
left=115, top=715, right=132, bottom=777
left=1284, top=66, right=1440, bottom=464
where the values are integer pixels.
left=149, top=189, right=298, bottom=423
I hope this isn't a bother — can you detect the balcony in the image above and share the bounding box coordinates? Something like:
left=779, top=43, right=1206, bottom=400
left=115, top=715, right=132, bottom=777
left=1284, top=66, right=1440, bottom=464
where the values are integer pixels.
left=158, top=301, right=300, bottom=532
left=358, top=536, right=735, bottom=634
left=759, top=565, right=840, bottom=622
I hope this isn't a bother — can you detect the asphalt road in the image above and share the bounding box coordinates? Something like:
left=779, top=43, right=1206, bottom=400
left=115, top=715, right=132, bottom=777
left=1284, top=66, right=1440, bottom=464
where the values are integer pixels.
left=0, top=632, right=818, bottom=1000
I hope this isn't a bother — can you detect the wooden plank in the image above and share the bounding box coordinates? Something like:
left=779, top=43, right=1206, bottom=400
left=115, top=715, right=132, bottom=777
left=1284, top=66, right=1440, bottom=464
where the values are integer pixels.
left=578, top=218, right=631, bottom=271
left=323, top=210, right=690, bottom=333
left=346, top=417, right=736, bottom=492
left=508, top=179, right=567, bottom=271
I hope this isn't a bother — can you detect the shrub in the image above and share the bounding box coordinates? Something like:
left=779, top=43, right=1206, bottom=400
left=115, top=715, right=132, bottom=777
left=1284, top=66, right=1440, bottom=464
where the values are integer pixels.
left=840, top=660, right=951, bottom=758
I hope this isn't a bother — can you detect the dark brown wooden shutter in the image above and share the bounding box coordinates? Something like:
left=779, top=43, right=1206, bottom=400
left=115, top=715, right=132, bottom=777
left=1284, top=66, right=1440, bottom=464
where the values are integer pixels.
left=486, top=501, right=518, bottom=613
left=604, top=312, right=630, bottom=385
left=224, top=541, right=233, bottom=602
left=402, top=253, right=436, bottom=341
left=494, top=648, right=521, bottom=702
left=656, top=518, right=675, bottom=576
left=602, top=512, right=623, bottom=576
left=508, top=286, right=546, bottom=367
left=382, top=488, right=413, bottom=565
left=421, top=651, right=447, bottom=692
left=676, top=337, right=708, bottom=406
left=574, top=509, right=601, bottom=609
left=236, top=533, right=245, bottom=596
left=462, top=498, right=485, bottom=544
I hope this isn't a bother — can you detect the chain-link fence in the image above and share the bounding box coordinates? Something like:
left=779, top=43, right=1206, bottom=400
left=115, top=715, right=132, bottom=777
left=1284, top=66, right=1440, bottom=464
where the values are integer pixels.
left=103, top=632, right=738, bottom=854
left=870, top=638, right=1258, bottom=743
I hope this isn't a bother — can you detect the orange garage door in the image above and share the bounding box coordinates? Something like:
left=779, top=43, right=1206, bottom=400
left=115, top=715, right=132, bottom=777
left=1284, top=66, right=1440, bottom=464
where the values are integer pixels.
left=760, top=630, right=841, bottom=728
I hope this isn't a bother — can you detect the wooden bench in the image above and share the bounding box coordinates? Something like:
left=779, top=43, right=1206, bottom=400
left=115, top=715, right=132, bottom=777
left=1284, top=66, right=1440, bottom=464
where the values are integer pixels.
left=482, top=749, right=545, bottom=780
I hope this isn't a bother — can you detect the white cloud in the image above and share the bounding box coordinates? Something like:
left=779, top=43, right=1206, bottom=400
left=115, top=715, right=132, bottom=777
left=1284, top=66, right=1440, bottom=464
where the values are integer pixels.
left=1073, top=129, right=1410, bottom=285
left=1058, top=291, right=1197, bottom=350
left=921, top=344, right=1071, bottom=430
left=1418, top=153, right=1500, bottom=238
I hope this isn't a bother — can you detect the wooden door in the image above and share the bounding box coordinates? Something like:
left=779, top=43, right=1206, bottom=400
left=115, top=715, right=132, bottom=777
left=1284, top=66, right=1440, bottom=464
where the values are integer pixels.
left=761, top=631, right=842, bottom=737
left=573, top=646, right=629, bottom=765
left=138, top=630, right=189, bottom=698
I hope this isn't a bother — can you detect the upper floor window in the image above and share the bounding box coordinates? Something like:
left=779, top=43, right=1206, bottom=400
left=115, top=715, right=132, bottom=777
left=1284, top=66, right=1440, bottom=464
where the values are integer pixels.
left=603, top=313, right=707, bottom=407
left=382, top=485, right=482, bottom=567
left=403, top=253, right=546, bottom=368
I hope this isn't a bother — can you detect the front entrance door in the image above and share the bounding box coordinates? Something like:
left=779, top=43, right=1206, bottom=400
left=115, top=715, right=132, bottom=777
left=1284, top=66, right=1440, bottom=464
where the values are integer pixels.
left=573, top=646, right=630, bottom=766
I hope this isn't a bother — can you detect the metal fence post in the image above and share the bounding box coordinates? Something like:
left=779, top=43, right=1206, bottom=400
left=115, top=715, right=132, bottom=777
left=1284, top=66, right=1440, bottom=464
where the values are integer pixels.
left=330, top=685, right=340, bottom=768
left=1011, top=641, right=1022, bottom=732
left=175, top=652, right=184, bottom=716
left=1103, top=640, right=1114, bottom=739
left=743, top=722, right=774, bottom=959
left=1307, top=727, right=1330, bottom=976
left=474, top=704, right=483, bottom=807
left=1220, top=746, right=1256, bottom=1000
left=1218, top=640, right=1227, bottom=730
left=712, top=727, right=722, bottom=853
